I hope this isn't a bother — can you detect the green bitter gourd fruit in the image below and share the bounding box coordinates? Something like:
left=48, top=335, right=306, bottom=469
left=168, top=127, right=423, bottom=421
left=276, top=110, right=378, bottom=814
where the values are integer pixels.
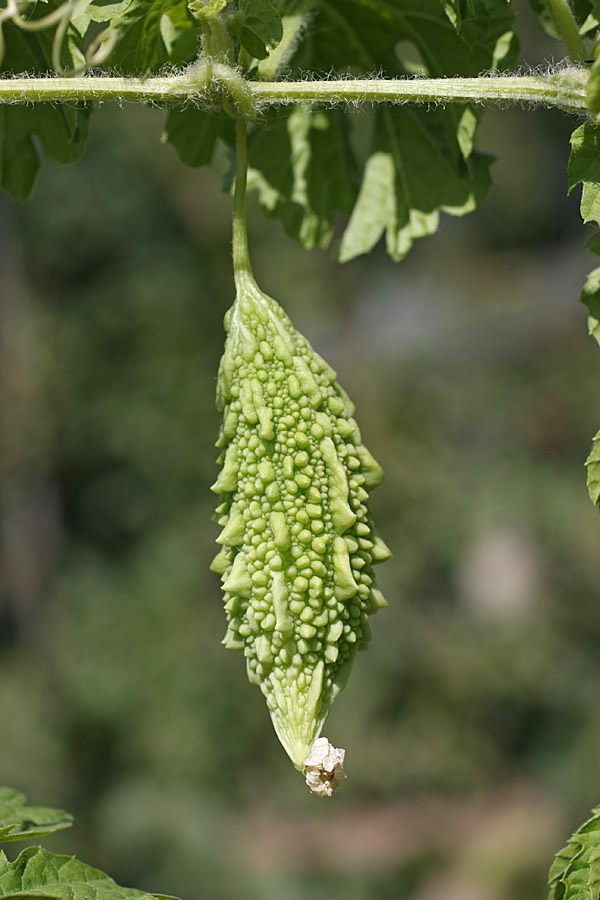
left=211, top=122, right=390, bottom=795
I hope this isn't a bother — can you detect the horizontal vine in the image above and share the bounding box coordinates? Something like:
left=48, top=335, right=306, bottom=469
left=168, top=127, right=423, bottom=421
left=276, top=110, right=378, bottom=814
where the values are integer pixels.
left=0, top=66, right=590, bottom=115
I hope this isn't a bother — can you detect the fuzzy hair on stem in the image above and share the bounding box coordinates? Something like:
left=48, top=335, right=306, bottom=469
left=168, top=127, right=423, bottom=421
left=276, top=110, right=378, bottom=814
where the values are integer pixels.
left=0, top=62, right=589, bottom=115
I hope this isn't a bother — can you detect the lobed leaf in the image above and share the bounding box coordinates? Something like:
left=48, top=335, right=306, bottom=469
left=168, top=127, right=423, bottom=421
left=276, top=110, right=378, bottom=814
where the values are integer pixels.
left=244, top=0, right=517, bottom=261
left=570, top=123, right=600, bottom=225
left=588, top=57, right=600, bottom=118
left=84, top=1, right=132, bottom=24
left=0, top=788, right=72, bottom=843
left=581, top=0, right=600, bottom=35
left=162, top=0, right=517, bottom=262
left=528, top=0, right=598, bottom=39
left=227, top=0, right=283, bottom=60
left=548, top=805, right=600, bottom=900
left=440, top=0, right=477, bottom=30
left=86, top=0, right=199, bottom=71
left=336, top=106, right=492, bottom=263
left=247, top=107, right=357, bottom=251
left=162, top=108, right=233, bottom=167
left=579, top=267, right=600, bottom=508
left=0, top=847, right=176, bottom=900
left=256, top=0, right=316, bottom=80
left=587, top=432, right=600, bottom=507
left=579, top=265, right=600, bottom=347
left=0, top=8, right=90, bottom=202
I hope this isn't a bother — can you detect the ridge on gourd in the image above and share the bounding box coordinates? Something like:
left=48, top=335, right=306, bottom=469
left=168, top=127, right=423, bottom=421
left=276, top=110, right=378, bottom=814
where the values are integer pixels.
left=211, top=266, right=390, bottom=790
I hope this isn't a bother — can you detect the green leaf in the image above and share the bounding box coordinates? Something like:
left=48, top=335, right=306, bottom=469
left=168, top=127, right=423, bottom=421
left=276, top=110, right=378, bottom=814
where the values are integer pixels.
left=164, top=0, right=515, bottom=260
left=187, top=0, right=229, bottom=18
left=324, top=0, right=509, bottom=262
left=569, top=123, right=600, bottom=226
left=578, top=269, right=600, bottom=507
left=440, top=0, right=477, bottom=30
left=588, top=56, right=600, bottom=117
left=548, top=805, right=600, bottom=899
left=587, top=433, right=600, bottom=506
left=0, top=847, right=176, bottom=900
left=528, top=0, right=596, bottom=38
left=580, top=265, right=600, bottom=347
left=163, top=108, right=233, bottom=166
left=301, top=0, right=516, bottom=79
left=227, top=0, right=283, bottom=59
left=85, top=1, right=131, bottom=23
left=570, top=0, right=595, bottom=29
left=337, top=106, right=492, bottom=262
left=66, top=0, right=101, bottom=35
left=86, top=0, right=199, bottom=71
left=0, top=788, right=72, bottom=843
left=256, top=0, right=315, bottom=79
left=579, top=269, right=600, bottom=506
left=580, top=268, right=600, bottom=508
left=0, top=11, right=90, bottom=201
left=245, top=0, right=516, bottom=260
left=247, top=107, right=358, bottom=250
left=0, top=101, right=90, bottom=202
left=581, top=0, right=600, bottom=34
left=587, top=231, right=600, bottom=254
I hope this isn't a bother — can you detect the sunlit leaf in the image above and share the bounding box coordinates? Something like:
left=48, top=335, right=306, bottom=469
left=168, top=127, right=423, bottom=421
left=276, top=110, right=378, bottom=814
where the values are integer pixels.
left=0, top=789, right=72, bottom=844
left=0, top=848, right=178, bottom=900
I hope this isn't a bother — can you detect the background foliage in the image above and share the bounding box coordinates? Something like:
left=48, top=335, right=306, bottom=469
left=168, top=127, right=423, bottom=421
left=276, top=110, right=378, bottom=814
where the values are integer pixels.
left=1, top=1, right=600, bottom=900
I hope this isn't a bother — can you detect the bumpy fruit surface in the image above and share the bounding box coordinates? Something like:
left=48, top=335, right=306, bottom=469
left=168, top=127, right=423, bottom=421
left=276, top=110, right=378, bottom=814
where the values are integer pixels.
left=212, top=270, right=390, bottom=770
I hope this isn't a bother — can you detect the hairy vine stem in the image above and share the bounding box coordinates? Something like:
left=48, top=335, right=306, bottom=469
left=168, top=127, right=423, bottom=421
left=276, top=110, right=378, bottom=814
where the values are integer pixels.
left=0, top=68, right=590, bottom=114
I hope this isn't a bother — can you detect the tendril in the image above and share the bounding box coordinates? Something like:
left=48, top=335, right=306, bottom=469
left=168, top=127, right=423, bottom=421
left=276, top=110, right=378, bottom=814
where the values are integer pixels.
left=0, top=0, right=117, bottom=75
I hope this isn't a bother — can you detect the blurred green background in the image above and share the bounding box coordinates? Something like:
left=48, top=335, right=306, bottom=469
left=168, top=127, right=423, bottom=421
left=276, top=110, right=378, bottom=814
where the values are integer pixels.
left=2, top=3, right=600, bottom=899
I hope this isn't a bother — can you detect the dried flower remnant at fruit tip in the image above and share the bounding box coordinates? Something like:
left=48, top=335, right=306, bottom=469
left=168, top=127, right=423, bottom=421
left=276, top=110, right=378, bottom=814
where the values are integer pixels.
left=303, top=737, right=346, bottom=797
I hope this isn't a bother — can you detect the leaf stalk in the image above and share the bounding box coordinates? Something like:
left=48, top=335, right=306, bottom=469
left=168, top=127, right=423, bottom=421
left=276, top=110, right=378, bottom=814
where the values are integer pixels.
left=549, top=0, right=588, bottom=65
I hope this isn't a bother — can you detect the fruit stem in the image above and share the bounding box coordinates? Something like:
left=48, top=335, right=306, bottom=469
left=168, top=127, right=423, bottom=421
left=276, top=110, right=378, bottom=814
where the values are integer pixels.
left=233, top=119, right=252, bottom=289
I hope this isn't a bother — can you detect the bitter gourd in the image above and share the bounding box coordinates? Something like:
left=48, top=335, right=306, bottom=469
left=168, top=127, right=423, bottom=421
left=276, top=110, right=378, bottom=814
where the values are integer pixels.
left=212, top=265, right=390, bottom=787
left=211, top=122, right=390, bottom=795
